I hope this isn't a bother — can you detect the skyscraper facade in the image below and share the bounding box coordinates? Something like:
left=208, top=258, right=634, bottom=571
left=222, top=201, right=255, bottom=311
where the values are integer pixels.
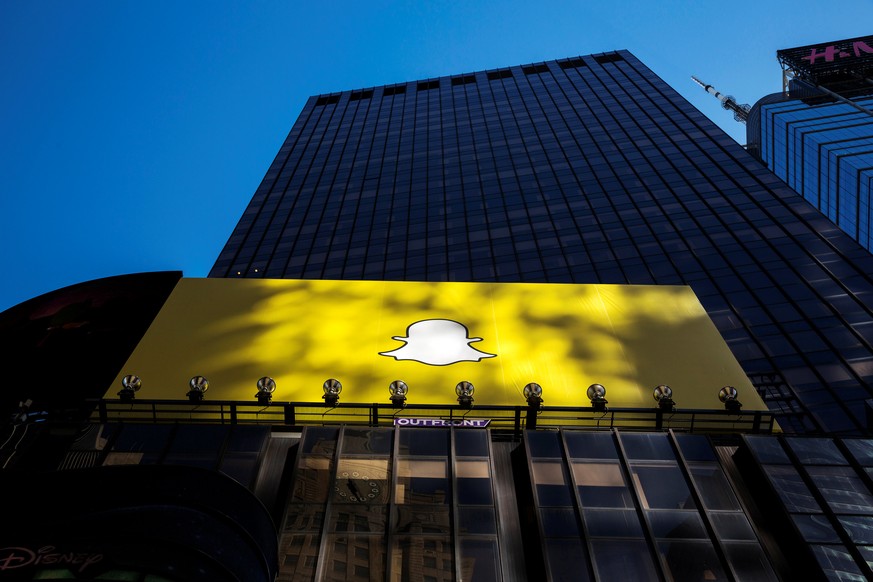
left=211, top=51, right=873, bottom=435
left=747, top=35, right=873, bottom=254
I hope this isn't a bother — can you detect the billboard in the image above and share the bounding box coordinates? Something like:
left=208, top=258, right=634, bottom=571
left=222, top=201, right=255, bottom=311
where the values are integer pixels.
left=778, top=35, right=873, bottom=83
left=108, top=279, right=768, bottom=411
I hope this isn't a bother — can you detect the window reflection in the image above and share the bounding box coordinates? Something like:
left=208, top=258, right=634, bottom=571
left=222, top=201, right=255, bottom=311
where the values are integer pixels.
left=762, top=465, right=820, bottom=512
left=545, top=539, right=592, bottom=582
left=589, top=540, right=657, bottom=581
left=396, top=459, right=449, bottom=504
left=459, top=539, right=500, bottom=582
left=391, top=536, right=454, bottom=582
left=807, top=466, right=873, bottom=515
left=532, top=460, right=574, bottom=506
left=631, top=464, right=697, bottom=510
left=658, top=541, right=727, bottom=582
left=689, top=466, right=741, bottom=510
left=294, top=456, right=333, bottom=503
left=572, top=462, right=633, bottom=508
left=323, top=535, right=385, bottom=582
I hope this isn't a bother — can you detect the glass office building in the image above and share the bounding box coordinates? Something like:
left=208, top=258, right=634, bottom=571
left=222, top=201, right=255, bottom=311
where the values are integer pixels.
left=756, top=96, right=873, bottom=251
left=211, top=51, right=873, bottom=435
left=747, top=36, right=873, bottom=254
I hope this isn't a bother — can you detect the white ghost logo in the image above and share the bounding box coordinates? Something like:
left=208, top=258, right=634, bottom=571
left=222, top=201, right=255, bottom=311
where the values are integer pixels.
left=379, top=319, right=497, bottom=366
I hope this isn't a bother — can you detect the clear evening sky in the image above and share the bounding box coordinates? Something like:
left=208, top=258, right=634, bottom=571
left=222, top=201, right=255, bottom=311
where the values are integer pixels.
left=1, top=1, right=870, bottom=312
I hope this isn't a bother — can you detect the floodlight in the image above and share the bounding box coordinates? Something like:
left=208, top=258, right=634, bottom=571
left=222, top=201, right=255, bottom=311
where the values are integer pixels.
left=187, top=375, right=209, bottom=402
left=587, top=383, right=608, bottom=412
left=256, top=376, right=277, bottom=405
left=119, top=374, right=141, bottom=402
left=718, top=385, right=742, bottom=412
left=389, top=380, right=408, bottom=409
left=456, top=381, right=474, bottom=409
left=653, top=384, right=675, bottom=412
left=523, top=383, right=543, bottom=409
left=323, top=378, right=342, bottom=407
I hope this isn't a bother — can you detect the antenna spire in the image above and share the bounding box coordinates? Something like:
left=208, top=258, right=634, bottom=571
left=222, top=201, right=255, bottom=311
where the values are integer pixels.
left=692, top=76, right=751, bottom=123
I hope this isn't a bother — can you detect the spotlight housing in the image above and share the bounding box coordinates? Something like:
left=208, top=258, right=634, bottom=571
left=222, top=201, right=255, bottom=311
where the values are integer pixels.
left=653, top=384, right=675, bottom=412
left=456, top=381, right=475, bottom=409
left=187, top=375, right=209, bottom=402
left=587, top=383, right=608, bottom=412
left=256, top=376, right=277, bottom=405
left=523, top=383, right=543, bottom=409
left=389, top=380, right=408, bottom=409
left=119, top=374, right=141, bottom=402
left=323, top=378, right=342, bottom=407
left=718, top=385, right=742, bottom=412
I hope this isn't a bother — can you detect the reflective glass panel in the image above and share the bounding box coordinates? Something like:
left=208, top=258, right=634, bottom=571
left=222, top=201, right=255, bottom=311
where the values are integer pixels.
left=649, top=511, right=707, bottom=539
left=572, top=462, right=633, bottom=508
left=341, top=428, right=393, bottom=455
left=711, top=513, right=756, bottom=541
left=745, top=436, right=790, bottom=464
left=843, top=439, right=873, bottom=466
left=658, top=540, right=727, bottom=582
left=810, top=545, right=865, bottom=580
left=334, top=458, right=390, bottom=504
left=564, top=431, right=619, bottom=459
left=399, top=429, right=448, bottom=456
left=675, top=434, right=717, bottom=462
left=724, top=543, right=779, bottom=582
left=689, top=465, right=741, bottom=510
left=458, top=507, right=497, bottom=535
left=807, top=466, right=873, bottom=515
left=590, top=540, right=658, bottom=581
left=393, top=506, right=451, bottom=535
left=294, top=456, right=334, bottom=502
left=454, top=430, right=489, bottom=457
left=396, top=459, right=449, bottom=504
left=631, top=464, right=697, bottom=510
left=621, top=433, right=676, bottom=461
left=785, top=438, right=846, bottom=465
left=545, top=538, right=592, bottom=582
left=527, top=431, right=563, bottom=458
left=584, top=509, right=643, bottom=537
left=459, top=538, right=500, bottom=582
left=456, top=460, right=493, bottom=505
left=322, top=535, right=386, bottom=582
left=838, top=516, right=873, bottom=544
left=329, top=505, right=386, bottom=533
left=391, top=536, right=454, bottom=582
left=791, top=514, right=841, bottom=543
left=532, top=460, right=574, bottom=506
left=762, top=465, right=820, bottom=512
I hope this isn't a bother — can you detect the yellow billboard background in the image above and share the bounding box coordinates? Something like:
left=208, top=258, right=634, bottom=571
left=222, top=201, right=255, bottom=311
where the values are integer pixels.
left=108, top=279, right=767, bottom=411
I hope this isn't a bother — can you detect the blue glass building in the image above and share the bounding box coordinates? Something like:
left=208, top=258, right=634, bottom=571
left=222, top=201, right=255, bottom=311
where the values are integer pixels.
left=753, top=92, right=873, bottom=252
left=748, top=36, right=873, bottom=252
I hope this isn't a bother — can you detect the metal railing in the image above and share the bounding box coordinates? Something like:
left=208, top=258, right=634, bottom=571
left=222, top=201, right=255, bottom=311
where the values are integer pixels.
left=89, top=399, right=776, bottom=436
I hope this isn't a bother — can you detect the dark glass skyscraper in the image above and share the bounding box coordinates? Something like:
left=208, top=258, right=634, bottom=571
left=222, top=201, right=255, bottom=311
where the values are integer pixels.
left=211, top=51, right=873, bottom=435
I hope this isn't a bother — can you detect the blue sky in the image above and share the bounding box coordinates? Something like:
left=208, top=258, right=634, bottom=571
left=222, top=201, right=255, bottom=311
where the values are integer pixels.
left=1, top=1, right=870, bottom=312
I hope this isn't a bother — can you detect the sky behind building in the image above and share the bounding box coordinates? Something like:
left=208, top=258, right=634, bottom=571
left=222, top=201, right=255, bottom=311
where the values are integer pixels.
left=1, top=1, right=871, bottom=311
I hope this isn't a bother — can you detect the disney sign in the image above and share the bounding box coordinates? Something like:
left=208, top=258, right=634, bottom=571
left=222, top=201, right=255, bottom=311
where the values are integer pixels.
left=0, top=546, right=103, bottom=574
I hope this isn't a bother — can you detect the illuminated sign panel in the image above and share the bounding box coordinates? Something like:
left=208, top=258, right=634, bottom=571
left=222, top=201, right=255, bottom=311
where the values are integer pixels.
left=109, top=279, right=768, bottom=411
left=778, top=35, right=873, bottom=83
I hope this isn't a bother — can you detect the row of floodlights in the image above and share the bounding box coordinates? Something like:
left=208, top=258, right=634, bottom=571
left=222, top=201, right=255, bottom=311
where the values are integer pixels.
left=118, top=375, right=743, bottom=411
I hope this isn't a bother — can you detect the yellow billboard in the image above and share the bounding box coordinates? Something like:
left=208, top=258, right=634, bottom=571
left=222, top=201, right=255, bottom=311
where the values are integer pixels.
left=108, top=279, right=767, bottom=411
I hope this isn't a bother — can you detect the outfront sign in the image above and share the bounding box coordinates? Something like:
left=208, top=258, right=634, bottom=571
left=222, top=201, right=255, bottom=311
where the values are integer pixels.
left=393, top=418, right=491, bottom=428
left=109, top=279, right=768, bottom=411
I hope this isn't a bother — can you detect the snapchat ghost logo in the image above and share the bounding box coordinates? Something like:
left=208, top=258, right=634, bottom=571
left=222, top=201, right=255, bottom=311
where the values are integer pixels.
left=379, top=319, right=497, bottom=366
